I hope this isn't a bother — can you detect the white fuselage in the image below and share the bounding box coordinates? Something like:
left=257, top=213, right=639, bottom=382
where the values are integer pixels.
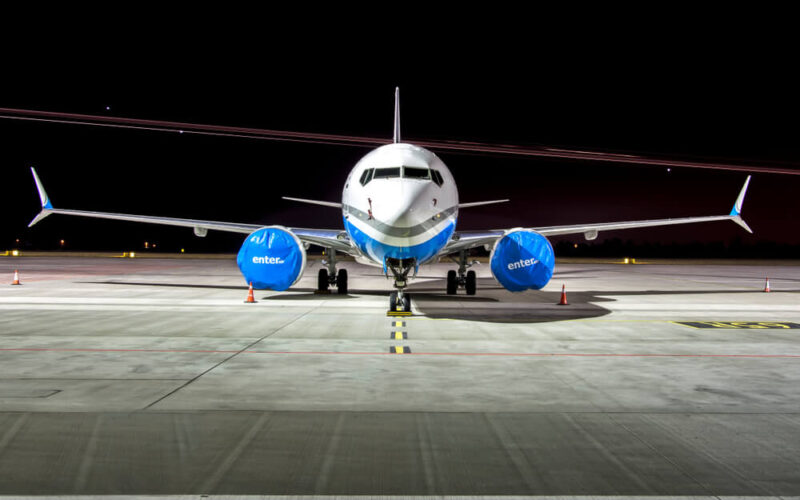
left=341, top=143, right=458, bottom=266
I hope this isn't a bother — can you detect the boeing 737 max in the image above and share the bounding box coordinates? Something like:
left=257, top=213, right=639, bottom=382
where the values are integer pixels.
left=27, top=88, right=753, bottom=311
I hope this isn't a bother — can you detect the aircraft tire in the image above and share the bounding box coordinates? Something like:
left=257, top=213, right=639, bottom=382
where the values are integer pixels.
left=337, top=269, right=348, bottom=295
left=446, top=270, right=457, bottom=295
left=389, top=291, right=398, bottom=310
left=465, top=270, right=477, bottom=295
left=317, top=269, right=329, bottom=291
left=402, top=293, right=411, bottom=312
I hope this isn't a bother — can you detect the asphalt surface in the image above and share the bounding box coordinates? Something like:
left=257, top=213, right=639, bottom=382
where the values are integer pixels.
left=1, top=256, right=799, bottom=496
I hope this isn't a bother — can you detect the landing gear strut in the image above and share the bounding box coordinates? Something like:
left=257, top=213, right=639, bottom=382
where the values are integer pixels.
left=386, top=257, right=415, bottom=313
left=317, top=248, right=348, bottom=295
left=446, top=250, right=477, bottom=296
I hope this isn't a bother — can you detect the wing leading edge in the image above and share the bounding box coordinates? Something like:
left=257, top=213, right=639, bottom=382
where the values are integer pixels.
left=27, top=168, right=354, bottom=255
left=443, top=176, right=752, bottom=255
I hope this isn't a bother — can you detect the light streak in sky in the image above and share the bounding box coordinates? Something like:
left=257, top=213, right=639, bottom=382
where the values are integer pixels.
left=1, top=107, right=798, bottom=175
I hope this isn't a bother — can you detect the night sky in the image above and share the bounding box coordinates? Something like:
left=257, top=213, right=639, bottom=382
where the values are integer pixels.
left=2, top=20, right=798, bottom=256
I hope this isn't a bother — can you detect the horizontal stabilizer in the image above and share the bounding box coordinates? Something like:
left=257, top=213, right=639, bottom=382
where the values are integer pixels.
left=282, top=196, right=342, bottom=208
left=458, top=199, right=509, bottom=209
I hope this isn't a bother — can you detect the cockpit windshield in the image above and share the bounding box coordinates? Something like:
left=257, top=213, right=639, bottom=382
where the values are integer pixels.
left=403, top=167, right=430, bottom=180
left=373, top=167, right=401, bottom=179
left=359, top=166, right=440, bottom=186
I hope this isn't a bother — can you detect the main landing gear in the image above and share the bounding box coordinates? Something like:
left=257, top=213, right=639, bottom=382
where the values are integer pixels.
left=446, top=250, right=477, bottom=296
left=317, top=248, right=348, bottom=295
left=386, top=257, right=415, bottom=313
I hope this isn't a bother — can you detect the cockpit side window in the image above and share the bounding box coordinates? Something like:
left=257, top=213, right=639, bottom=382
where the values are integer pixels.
left=431, top=169, right=444, bottom=186
left=373, top=167, right=401, bottom=179
left=403, top=166, right=430, bottom=180
left=359, top=168, right=374, bottom=186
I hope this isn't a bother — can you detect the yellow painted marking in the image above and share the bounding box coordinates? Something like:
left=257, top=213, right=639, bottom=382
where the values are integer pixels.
left=393, top=331, right=405, bottom=340
left=394, top=346, right=404, bottom=354
left=674, top=321, right=800, bottom=330
left=393, top=321, right=405, bottom=327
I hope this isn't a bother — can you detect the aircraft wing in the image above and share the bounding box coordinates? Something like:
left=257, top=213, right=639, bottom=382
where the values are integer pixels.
left=442, top=176, right=752, bottom=255
left=27, top=168, right=355, bottom=255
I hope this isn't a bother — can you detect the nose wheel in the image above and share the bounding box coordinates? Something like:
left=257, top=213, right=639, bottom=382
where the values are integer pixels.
left=389, top=290, right=411, bottom=312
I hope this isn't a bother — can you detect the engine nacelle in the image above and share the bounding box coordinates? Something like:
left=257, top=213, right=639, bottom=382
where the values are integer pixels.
left=490, top=229, right=555, bottom=292
left=237, top=226, right=306, bottom=290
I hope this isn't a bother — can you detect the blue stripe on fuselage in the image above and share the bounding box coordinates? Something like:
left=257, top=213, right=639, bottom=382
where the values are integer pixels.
left=344, top=217, right=455, bottom=264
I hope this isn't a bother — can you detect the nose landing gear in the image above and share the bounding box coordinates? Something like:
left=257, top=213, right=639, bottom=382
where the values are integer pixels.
left=386, top=257, right=415, bottom=314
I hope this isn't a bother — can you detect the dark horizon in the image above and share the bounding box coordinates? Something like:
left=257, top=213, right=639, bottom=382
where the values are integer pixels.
left=2, top=30, right=799, bottom=258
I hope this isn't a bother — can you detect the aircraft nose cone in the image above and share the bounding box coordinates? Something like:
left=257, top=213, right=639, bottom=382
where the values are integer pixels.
left=380, top=181, right=430, bottom=228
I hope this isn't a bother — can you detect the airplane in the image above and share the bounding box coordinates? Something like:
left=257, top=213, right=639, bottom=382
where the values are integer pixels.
left=26, top=88, right=753, bottom=312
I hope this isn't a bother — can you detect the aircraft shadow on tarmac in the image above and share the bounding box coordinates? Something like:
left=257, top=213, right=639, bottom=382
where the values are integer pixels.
left=86, top=281, right=246, bottom=291
left=88, top=279, right=799, bottom=324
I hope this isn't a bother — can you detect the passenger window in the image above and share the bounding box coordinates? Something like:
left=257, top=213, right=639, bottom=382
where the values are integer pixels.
left=431, top=169, right=444, bottom=186
left=403, top=166, right=430, bottom=179
left=373, top=167, right=401, bottom=179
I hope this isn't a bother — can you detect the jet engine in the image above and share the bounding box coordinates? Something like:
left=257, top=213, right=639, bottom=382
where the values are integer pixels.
left=490, top=229, right=555, bottom=292
left=237, top=226, right=306, bottom=290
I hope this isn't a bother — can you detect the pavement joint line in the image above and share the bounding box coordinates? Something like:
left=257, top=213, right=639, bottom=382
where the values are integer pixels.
left=0, top=377, right=189, bottom=381
left=140, top=307, right=317, bottom=410
left=3, top=347, right=800, bottom=358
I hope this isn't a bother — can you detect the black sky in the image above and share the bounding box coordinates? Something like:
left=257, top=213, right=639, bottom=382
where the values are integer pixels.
left=2, top=16, right=798, bottom=254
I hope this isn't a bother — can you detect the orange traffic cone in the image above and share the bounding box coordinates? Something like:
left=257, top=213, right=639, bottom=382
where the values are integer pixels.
left=763, top=277, right=771, bottom=293
left=11, top=270, right=21, bottom=285
left=244, top=282, right=256, bottom=303
left=557, top=284, right=568, bottom=305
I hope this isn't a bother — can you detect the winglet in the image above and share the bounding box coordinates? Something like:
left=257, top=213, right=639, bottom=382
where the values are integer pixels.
left=28, top=167, right=53, bottom=227
left=393, top=87, right=401, bottom=144
left=31, top=167, right=53, bottom=209
left=729, top=175, right=751, bottom=216
left=731, top=215, right=753, bottom=233
left=728, top=175, right=753, bottom=233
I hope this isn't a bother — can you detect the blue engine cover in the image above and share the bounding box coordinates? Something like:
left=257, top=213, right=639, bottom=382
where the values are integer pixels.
left=237, top=226, right=306, bottom=290
left=490, top=229, right=555, bottom=292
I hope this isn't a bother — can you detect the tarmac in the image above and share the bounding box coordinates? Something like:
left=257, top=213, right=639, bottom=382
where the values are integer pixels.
left=1, top=255, right=800, bottom=497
